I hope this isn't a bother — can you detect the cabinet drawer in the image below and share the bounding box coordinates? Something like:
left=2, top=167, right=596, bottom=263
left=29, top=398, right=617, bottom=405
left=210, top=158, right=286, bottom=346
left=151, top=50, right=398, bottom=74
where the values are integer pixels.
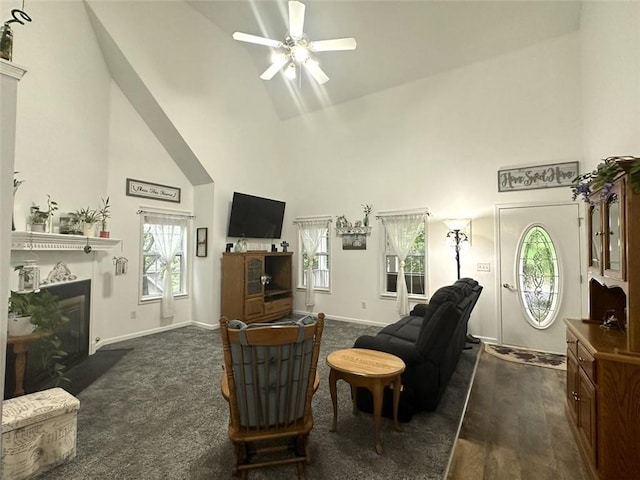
left=264, top=297, right=292, bottom=314
left=577, top=342, right=596, bottom=384
left=245, top=298, right=264, bottom=320
left=566, top=329, right=578, bottom=357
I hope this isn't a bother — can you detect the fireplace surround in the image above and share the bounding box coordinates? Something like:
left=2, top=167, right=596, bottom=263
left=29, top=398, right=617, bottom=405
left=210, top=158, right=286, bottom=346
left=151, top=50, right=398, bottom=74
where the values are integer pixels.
left=5, top=279, right=91, bottom=399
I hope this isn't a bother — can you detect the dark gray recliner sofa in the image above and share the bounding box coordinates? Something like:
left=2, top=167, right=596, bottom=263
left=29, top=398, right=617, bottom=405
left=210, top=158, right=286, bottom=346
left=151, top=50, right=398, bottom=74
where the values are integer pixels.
left=353, top=278, right=482, bottom=421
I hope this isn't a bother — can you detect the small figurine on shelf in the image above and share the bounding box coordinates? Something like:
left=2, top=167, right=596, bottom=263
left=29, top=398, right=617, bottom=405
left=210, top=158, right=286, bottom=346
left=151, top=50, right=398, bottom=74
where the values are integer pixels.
left=336, top=215, right=348, bottom=228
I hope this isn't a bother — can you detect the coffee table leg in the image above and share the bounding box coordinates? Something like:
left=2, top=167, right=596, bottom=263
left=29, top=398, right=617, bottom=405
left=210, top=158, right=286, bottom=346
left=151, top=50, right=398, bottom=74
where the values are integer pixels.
left=372, top=381, right=384, bottom=455
left=392, top=375, right=402, bottom=431
left=329, top=368, right=338, bottom=432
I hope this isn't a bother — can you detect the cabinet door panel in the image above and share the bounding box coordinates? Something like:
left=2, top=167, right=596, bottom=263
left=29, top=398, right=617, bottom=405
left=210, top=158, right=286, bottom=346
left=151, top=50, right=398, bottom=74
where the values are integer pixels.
left=577, top=367, right=597, bottom=465
left=603, top=180, right=626, bottom=280
left=566, top=349, right=578, bottom=423
left=245, top=256, right=264, bottom=296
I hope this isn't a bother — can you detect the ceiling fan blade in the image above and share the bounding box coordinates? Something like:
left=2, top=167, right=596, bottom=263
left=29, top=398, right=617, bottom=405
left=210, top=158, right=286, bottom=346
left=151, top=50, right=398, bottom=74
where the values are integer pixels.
left=232, top=32, right=281, bottom=48
left=309, top=38, right=357, bottom=52
left=288, top=1, right=306, bottom=39
left=304, top=61, right=329, bottom=84
left=260, top=56, right=289, bottom=80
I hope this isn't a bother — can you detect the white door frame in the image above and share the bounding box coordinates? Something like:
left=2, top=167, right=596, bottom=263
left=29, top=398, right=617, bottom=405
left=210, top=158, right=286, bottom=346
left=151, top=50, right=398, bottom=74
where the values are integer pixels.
left=494, top=200, right=587, bottom=347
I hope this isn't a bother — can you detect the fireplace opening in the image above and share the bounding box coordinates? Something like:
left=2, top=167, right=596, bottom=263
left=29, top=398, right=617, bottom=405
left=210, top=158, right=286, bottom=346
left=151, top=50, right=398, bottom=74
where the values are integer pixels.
left=4, top=279, right=91, bottom=399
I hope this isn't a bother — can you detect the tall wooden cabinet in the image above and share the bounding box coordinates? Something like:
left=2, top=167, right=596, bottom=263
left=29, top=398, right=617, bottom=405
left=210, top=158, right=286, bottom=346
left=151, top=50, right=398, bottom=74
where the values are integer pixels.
left=565, top=162, right=640, bottom=480
left=221, top=252, right=293, bottom=324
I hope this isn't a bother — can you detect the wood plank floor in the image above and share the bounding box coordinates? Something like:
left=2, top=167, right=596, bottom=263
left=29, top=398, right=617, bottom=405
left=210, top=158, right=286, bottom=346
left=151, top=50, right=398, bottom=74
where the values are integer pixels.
left=447, top=350, right=591, bottom=480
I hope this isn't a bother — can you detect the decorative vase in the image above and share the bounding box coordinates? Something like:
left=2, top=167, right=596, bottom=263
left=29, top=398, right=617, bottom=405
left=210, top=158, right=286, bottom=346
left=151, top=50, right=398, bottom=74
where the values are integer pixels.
left=83, top=222, right=95, bottom=237
left=363, top=215, right=369, bottom=227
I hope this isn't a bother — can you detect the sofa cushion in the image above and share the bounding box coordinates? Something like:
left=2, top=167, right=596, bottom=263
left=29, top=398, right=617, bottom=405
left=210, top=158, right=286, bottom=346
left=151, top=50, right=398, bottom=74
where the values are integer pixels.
left=416, top=301, right=462, bottom=359
left=428, top=285, right=464, bottom=307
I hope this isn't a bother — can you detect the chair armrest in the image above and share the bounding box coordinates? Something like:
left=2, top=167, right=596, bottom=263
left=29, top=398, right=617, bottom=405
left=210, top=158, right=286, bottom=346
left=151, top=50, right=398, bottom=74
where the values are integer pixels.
left=221, top=371, right=230, bottom=402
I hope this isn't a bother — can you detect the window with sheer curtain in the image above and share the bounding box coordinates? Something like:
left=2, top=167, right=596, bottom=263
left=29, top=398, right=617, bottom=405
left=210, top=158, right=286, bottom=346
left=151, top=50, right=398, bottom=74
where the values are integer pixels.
left=140, top=212, right=189, bottom=317
left=295, top=217, right=331, bottom=307
left=380, top=210, right=429, bottom=316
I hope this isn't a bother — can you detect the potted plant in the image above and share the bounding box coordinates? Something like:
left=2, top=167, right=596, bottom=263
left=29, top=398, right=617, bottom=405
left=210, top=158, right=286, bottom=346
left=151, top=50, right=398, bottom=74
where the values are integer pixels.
left=28, top=194, right=58, bottom=233
left=72, top=207, right=99, bottom=237
left=8, top=289, right=69, bottom=385
left=28, top=206, right=49, bottom=232
left=98, top=197, right=111, bottom=238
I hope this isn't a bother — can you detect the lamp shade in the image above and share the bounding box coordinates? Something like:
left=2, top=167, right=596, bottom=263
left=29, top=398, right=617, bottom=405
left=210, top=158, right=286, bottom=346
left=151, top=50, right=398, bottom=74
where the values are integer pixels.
left=443, top=218, right=470, bottom=231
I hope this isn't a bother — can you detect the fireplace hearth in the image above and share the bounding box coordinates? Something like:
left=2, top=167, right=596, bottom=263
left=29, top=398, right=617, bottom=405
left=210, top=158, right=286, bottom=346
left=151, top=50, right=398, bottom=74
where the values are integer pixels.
left=4, top=279, right=91, bottom=399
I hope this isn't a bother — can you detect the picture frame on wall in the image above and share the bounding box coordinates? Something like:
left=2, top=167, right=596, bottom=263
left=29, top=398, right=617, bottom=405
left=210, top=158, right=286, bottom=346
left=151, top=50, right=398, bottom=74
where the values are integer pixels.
left=342, top=234, right=366, bottom=250
left=196, top=227, right=208, bottom=257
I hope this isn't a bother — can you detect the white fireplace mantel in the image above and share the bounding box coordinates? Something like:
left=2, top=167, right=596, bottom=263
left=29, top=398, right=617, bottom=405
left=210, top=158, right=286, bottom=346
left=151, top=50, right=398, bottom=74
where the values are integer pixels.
left=11, top=232, right=121, bottom=251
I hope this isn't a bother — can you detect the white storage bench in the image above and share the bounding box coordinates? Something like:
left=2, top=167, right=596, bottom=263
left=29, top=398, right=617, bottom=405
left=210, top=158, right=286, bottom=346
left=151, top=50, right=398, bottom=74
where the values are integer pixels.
left=1, top=387, right=80, bottom=480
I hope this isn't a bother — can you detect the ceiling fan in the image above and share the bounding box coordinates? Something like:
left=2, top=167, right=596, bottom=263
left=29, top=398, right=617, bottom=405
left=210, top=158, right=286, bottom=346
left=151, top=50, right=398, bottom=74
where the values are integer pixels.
left=232, top=0, right=357, bottom=84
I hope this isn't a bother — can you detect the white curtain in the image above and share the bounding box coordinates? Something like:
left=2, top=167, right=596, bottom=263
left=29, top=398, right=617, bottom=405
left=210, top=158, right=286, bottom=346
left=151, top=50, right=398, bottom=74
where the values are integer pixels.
left=296, top=219, right=329, bottom=308
left=149, top=215, right=188, bottom=318
left=381, top=214, right=425, bottom=317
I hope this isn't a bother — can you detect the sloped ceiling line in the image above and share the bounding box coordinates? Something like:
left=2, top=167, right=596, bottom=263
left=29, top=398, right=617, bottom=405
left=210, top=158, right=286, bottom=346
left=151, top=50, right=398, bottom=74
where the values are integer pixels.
left=85, top=2, right=213, bottom=186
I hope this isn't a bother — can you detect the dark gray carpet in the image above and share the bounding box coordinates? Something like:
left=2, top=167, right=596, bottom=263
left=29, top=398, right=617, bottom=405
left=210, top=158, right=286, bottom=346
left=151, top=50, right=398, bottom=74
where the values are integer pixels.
left=36, top=321, right=480, bottom=480
left=61, top=349, right=133, bottom=396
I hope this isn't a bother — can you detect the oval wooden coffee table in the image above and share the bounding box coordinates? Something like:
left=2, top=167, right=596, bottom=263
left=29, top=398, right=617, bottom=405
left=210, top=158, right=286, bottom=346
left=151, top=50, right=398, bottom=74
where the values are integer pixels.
left=327, top=348, right=406, bottom=455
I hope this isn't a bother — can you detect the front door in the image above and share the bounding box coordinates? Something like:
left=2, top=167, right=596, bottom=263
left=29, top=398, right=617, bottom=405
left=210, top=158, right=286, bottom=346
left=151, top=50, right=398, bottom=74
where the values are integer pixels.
left=497, top=202, right=582, bottom=353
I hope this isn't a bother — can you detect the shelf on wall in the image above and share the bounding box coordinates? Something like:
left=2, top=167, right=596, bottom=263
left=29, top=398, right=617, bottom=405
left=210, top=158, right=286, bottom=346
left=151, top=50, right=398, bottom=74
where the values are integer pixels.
left=335, top=226, right=372, bottom=236
left=11, top=232, right=121, bottom=251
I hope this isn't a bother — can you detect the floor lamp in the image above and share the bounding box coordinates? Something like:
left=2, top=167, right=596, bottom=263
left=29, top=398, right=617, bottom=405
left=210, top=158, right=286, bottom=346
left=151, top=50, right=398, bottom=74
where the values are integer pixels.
left=444, top=219, right=480, bottom=344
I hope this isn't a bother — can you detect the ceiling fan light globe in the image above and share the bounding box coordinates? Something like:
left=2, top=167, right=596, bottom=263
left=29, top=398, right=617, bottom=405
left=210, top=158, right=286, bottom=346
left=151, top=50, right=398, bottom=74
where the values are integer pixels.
left=292, top=46, right=310, bottom=63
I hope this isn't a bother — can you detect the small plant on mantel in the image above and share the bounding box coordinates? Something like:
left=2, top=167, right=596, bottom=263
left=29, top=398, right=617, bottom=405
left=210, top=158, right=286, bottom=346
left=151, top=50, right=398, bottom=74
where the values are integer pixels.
left=98, top=197, right=111, bottom=238
left=8, top=290, right=69, bottom=386
left=571, top=156, right=640, bottom=202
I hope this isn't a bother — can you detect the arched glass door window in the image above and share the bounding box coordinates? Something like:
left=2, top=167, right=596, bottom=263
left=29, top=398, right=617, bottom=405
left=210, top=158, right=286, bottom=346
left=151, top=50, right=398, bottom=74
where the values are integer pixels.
left=517, top=225, right=561, bottom=329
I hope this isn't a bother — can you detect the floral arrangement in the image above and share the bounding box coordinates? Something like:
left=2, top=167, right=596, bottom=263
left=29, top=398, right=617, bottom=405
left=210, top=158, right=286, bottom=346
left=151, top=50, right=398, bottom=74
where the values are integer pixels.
left=571, top=156, right=640, bottom=202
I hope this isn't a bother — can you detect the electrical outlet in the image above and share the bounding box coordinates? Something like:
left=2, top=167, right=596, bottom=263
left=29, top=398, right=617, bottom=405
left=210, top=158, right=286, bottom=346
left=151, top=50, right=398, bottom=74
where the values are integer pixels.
left=361, top=301, right=367, bottom=309
left=477, top=263, right=491, bottom=272
left=130, top=311, right=137, bottom=319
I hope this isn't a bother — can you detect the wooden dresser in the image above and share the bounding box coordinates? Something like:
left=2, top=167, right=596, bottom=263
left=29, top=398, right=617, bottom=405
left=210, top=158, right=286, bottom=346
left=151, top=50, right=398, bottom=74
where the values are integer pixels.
left=565, top=161, right=640, bottom=479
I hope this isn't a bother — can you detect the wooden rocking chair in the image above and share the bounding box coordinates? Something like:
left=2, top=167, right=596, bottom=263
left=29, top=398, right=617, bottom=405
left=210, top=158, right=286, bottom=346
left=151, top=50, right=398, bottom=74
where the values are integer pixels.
left=220, top=313, right=325, bottom=479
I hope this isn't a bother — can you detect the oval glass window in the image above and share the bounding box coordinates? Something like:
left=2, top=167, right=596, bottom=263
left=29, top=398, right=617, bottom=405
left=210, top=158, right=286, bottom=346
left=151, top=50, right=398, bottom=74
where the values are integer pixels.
left=517, top=225, right=561, bottom=329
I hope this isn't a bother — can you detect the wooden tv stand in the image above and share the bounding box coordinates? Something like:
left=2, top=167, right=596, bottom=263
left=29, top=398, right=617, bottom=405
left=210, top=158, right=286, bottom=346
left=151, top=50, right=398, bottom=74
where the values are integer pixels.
left=221, top=252, right=293, bottom=324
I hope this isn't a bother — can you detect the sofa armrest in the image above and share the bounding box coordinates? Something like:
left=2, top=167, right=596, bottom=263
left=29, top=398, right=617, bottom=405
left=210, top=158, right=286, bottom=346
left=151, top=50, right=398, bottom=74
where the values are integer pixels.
left=354, top=334, right=422, bottom=365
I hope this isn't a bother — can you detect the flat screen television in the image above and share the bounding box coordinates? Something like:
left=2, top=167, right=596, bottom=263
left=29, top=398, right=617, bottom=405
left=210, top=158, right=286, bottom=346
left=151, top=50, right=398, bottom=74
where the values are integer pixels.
left=227, top=192, right=286, bottom=239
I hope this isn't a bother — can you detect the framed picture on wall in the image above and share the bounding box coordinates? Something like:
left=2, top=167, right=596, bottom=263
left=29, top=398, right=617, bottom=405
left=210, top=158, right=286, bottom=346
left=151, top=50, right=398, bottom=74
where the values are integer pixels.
left=196, top=227, right=208, bottom=257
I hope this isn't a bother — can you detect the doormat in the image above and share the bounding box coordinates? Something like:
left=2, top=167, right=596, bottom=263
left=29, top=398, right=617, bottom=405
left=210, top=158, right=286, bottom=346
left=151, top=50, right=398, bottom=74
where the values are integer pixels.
left=484, top=343, right=566, bottom=370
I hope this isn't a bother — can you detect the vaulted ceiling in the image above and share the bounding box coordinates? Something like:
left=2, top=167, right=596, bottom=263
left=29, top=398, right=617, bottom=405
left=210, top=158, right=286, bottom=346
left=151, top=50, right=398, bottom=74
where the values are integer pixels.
left=188, top=1, right=582, bottom=120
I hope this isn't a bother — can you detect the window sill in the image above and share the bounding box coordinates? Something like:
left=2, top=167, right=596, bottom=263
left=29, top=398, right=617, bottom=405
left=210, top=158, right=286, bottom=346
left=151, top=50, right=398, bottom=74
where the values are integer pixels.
left=140, top=293, right=189, bottom=304
left=296, top=287, right=330, bottom=294
left=380, top=292, right=427, bottom=301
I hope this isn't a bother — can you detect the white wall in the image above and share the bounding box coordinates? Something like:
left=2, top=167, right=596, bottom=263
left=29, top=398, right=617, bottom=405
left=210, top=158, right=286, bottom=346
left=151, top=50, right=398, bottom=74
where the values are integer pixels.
left=86, top=0, right=288, bottom=329
left=286, top=33, right=583, bottom=342
left=580, top=1, right=640, bottom=166
left=103, top=82, right=194, bottom=344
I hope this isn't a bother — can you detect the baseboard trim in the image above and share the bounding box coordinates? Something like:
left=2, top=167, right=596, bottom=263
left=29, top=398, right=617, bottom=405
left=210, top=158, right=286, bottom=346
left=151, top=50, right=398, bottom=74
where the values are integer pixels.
left=293, top=310, right=388, bottom=328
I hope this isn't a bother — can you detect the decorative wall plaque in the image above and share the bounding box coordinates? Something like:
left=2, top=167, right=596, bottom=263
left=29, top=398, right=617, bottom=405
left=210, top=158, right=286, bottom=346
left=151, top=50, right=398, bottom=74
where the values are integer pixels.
left=498, top=161, right=579, bottom=192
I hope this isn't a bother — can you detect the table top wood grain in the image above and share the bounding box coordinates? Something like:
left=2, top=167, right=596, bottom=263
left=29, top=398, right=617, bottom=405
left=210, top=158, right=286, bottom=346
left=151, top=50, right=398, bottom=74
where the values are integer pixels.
left=326, top=348, right=405, bottom=377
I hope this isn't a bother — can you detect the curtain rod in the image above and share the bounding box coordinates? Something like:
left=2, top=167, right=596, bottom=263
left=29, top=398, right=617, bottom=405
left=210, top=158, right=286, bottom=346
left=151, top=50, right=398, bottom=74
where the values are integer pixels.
left=292, top=215, right=333, bottom=224
left=137, top=209, right=195, bottom=219
left=376, top=208, right=430, bottom=219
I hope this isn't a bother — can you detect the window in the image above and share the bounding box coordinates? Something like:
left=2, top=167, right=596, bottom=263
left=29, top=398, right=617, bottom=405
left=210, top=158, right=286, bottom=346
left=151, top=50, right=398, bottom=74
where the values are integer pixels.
left=517, top=225, right=560, bottom=329
left=297, top=223, right=330, bottom=290
left=382, top=215, right=427, bottom=298
left=140, top=212, right=189, bottom=301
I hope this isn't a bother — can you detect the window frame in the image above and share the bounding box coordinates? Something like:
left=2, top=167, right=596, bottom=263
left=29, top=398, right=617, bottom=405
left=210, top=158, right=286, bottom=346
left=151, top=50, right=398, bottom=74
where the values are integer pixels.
left=295, top=218, right=331, bottom=293
left=139, top=210, right=191, bottom=304
left=379, top=212, right=429, bottom=301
